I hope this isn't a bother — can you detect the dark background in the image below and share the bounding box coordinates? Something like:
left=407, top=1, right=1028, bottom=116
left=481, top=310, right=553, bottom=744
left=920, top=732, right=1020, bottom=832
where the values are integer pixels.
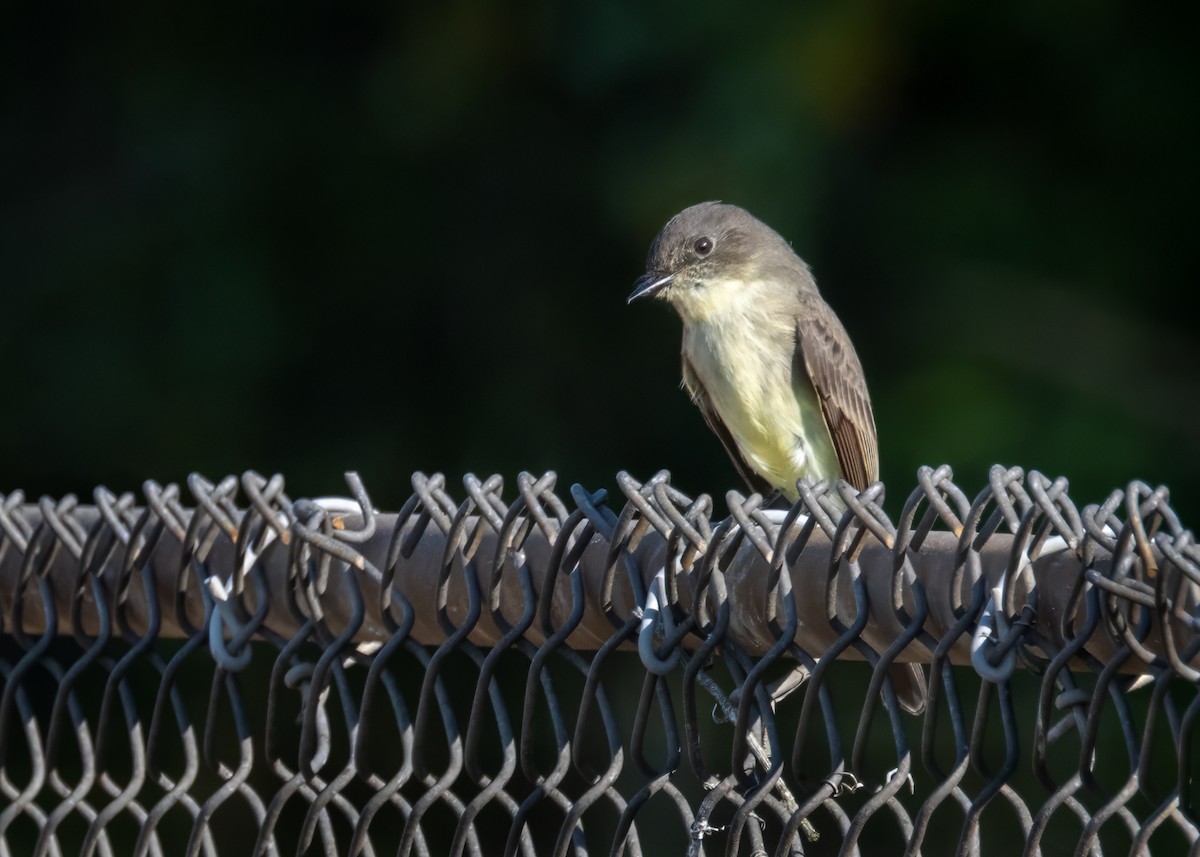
left=2, top=4, right=1199, bottom=855
left=2, top=3, right=1198, bottom=522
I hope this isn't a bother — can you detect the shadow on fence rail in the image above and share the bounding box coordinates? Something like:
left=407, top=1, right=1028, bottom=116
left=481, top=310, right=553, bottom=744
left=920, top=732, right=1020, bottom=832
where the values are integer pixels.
left=0, top=466, right=1197, bottom=856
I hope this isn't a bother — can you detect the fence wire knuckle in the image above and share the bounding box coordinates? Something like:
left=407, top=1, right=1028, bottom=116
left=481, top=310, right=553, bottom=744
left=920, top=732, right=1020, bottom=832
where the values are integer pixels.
left=1, top=466, right=1198, bottom=855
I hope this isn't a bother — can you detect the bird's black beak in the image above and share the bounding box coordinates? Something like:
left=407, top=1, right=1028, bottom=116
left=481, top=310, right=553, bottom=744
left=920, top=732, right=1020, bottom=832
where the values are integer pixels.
left=627, top=272, right=674, bottom=304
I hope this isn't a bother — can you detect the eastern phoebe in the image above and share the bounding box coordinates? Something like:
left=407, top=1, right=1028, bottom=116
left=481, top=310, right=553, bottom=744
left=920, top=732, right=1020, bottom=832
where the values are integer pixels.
left=630, top=201, right=926, bottom=714
left=629, top=201, right=876, bottom=499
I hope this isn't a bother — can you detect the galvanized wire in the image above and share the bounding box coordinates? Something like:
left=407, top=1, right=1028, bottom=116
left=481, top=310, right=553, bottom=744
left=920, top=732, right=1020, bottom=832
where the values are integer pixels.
left=0, top=466, right=1197, bottom=856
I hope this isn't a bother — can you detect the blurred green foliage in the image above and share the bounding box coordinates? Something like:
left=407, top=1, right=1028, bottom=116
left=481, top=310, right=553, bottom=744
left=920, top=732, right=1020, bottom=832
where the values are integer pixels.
left=2, top=1, right=1198, bottom=520
left=2, top=6, right=1199, bottom=855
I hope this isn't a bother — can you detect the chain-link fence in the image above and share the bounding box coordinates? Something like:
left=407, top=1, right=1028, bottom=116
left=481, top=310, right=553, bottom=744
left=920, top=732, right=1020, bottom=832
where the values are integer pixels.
left=0, top=466, right=1196, bottom=856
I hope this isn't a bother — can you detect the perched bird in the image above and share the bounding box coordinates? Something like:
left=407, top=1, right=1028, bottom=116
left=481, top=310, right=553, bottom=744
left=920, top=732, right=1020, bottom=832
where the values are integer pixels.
left=629, top=201, right=926, bottom=714
left=629, top=201, right=876, bottom=500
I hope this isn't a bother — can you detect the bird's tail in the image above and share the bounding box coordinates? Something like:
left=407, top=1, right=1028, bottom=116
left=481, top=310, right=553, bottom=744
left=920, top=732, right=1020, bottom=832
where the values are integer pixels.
left=891, top=662, right=928, bottom=716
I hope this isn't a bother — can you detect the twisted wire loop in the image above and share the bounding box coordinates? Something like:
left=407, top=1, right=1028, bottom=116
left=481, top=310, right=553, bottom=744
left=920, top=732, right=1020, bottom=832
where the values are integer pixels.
left=0, top=468, right=1197, bottom=856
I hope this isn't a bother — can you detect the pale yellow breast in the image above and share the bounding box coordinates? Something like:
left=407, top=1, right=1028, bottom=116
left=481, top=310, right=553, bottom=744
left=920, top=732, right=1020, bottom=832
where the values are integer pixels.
left=682, top=283, right=841, bottom=497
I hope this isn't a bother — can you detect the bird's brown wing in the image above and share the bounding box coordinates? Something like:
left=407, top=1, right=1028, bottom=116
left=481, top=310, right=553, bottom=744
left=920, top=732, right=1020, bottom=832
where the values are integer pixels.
left=682, top=355, right=775, bottom=496
left=797, top=309, right=924, bottom=711
left=795, top=302, right=879, bottom=490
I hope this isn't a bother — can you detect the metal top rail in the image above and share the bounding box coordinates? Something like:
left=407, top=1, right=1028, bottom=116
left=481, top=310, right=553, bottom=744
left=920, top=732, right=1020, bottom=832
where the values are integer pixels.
left=1, top=465, right=1197, bottom=856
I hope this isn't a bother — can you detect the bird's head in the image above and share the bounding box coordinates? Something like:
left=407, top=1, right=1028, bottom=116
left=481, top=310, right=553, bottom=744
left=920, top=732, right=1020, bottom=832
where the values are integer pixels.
left=628, top=201, right=806, bottom=322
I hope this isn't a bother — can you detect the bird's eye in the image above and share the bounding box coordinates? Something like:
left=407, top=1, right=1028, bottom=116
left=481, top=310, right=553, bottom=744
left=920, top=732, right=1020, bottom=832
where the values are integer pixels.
left=693, top=237, right=713, bottom=255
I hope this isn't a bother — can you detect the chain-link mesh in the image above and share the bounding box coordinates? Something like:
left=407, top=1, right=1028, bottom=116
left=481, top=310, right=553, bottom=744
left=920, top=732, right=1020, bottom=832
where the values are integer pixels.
left=0, top=466, right=1197, bottom=856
